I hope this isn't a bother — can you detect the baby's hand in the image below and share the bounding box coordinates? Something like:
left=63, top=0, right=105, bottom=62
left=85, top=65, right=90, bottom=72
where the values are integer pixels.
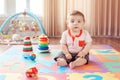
left=77, top=51, right=86, bottom=58
left=65, top=53, right=72, bottom=60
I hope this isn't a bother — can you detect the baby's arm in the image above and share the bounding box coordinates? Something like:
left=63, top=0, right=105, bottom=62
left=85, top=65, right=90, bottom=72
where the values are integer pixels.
left=77, top=42, right=92, bottom=58
left=61, top=44, right=72, bottom=59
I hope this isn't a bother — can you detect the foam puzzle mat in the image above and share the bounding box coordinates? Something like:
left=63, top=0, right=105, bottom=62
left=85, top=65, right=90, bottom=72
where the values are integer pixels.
left=0, top=45, right=120, bottom=80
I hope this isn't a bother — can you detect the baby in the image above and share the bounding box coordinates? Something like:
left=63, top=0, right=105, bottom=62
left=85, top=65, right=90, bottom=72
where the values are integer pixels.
left=54, top=10, right=92, bottom=69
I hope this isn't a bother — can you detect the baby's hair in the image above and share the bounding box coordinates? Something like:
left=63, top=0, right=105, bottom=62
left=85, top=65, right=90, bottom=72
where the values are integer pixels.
left=67, top=10, right=85, bottom=22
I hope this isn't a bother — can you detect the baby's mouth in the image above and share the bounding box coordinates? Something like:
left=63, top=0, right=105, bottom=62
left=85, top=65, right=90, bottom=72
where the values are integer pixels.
left=74, top=27, right=78, bottom=29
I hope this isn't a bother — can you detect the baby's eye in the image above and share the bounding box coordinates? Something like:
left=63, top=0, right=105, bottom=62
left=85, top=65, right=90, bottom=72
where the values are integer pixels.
left=71, top=20, right=74, bottom=23
left=78, top=21, right=81, bottom=23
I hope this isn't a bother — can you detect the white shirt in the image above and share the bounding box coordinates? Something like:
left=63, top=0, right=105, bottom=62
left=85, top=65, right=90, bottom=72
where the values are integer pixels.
left=60, top=29, right=92, bottom=53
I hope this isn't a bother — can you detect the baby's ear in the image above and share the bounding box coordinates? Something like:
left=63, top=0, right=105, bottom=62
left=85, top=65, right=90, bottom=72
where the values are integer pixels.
left=66, top=20, right=68, bottom=26
left=82, top=21, right=85, bottom=25
left=66, top=20, right=68, bottom=24
left=66, top=21, right=69, bottom=29
left=67, top=27, right=70, bottom=30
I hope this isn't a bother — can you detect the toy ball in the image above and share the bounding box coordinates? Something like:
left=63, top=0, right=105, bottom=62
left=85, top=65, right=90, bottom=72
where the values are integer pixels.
left=30, top=53, right=36, bottom=61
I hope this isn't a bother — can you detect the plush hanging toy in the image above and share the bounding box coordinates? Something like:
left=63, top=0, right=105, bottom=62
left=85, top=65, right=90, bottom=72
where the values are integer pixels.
left=31, top=21, right=39, bottom=32
left=12, top=34, right=21, bottom=41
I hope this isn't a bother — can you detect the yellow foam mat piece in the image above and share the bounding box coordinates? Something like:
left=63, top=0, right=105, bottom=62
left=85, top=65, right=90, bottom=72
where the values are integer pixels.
left=67, top=72, right=119, bottom=80
left=38, top=75, right=56, bottom=80
left=0, top=73, right=21, bottom=80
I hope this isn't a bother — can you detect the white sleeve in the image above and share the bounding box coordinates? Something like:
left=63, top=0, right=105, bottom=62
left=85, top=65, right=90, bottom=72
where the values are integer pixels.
left=60, top=31, right=67, bottom=44
left=85, top=31, right=92, bottom=43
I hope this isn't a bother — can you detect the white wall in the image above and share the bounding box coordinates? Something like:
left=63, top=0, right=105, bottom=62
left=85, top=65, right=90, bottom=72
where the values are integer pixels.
left=5, top=0, right=16, bottom=15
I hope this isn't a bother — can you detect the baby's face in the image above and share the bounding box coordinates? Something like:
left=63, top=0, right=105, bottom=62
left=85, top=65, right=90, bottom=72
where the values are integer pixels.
left=67, top=15, right=84, bottom=32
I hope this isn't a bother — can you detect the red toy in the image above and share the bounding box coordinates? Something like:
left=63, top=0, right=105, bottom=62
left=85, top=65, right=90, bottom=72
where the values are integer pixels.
left=26, top=67, right=38, bottom=78
left=24, top=36, right=30, bottom=40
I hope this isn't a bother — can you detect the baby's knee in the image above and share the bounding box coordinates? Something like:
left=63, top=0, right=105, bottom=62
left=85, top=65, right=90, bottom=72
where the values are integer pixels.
left=76, top=57, right=88, bottom=64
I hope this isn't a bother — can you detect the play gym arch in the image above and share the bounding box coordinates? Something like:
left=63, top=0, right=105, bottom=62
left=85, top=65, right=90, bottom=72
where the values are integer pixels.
left=0, top=11, right=46, bottom=34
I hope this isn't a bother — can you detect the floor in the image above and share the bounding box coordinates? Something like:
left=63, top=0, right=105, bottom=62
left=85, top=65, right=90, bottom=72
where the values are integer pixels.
left=0, top=37, right=120, bottom=53
left=0, top=37, right=120, bottom=80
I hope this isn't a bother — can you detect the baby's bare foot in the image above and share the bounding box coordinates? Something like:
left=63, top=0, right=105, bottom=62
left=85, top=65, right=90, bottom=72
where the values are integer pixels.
left=69, top=57, right=87, bottom=69
left=57, top=58, right=67, bottom=66
left=69, top=62, right=75, bottom=69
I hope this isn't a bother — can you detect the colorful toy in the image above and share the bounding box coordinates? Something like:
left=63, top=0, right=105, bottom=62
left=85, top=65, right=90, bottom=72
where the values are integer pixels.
left=29, top=53, right=36, bottom=61
left=0, top=32, right=3, bottom=41
left=0, top=11, right=46, bottom=44
left=26, top=67, right=38, bottom=78
left=18, top=21, right=25, bottom=32
left=32, top=35, right=39, bottom=40
left=31, top=21, right=39, bottom=32
left=38, top=34, right=49, bottom=53
left=23, top=36, right=33, bottom=58
left=2, top=34, right=11, bottom=40
left=0, top=11, right=46, bottom=34
left=12, top=34, right=21, bottom=41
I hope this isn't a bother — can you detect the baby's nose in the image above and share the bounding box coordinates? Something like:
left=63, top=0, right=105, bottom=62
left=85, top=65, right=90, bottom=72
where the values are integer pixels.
left=73, top=21, right=77, bottom=24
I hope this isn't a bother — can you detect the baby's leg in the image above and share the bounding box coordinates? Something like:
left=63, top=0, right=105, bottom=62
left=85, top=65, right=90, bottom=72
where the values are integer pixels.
left=56, top=58, right=68, bottom=66
left=54, top=51, right=68, bottom=66
left=69, top=53, right=89, bottom=69
left=69, top=57, right=87, bottom=69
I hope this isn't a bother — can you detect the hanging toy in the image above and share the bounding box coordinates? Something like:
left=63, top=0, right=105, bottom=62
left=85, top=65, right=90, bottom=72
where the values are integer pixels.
left=0, top=32, right=3, bottom=41
left=12, top=34, right=21, bottom=42
left=23, top=11, right=27, bottom=17
left=11, top=27, right=16, bottom=33
left=24, top=24, right=30, bottom=31
left=19, top=21, right=24, bottom=32
left=32, top=21, right=39, bottom=32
